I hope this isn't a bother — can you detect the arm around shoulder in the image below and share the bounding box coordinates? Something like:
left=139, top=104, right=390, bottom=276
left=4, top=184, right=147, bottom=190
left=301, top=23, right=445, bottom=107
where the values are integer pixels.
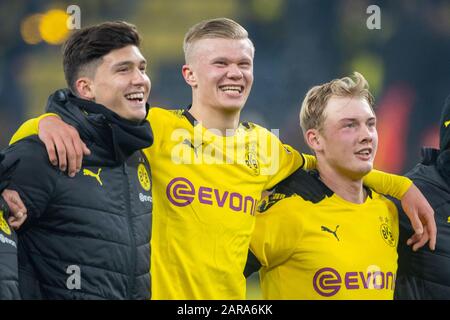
left=3, top=138, right=59, bottom=221
left=9, top=113, right=60, bottom=146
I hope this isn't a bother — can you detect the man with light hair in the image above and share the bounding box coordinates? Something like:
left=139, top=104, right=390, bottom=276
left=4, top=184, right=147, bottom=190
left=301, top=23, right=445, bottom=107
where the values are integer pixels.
left=248, top=72, right=404, bottom=299
left=10, top=19, right=435, bottom=300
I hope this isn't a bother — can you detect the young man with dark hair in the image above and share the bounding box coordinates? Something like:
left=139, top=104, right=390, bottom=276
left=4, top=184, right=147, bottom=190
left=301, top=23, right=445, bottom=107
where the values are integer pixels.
left=2, top=21, right=153, bottom=299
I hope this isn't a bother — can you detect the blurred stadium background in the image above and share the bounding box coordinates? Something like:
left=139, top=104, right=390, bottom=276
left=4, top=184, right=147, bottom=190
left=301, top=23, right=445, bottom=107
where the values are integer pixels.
left=1, top=0, right=449, bottom=299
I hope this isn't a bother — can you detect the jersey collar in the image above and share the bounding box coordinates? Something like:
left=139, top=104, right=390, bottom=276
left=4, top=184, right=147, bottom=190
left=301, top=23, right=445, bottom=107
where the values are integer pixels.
left=182, top=105, right=198, bottom=127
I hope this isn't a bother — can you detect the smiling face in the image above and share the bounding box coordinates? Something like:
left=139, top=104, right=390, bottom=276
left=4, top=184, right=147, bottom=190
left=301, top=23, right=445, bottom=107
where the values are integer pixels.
left=183, top=38, right=254, bottom=114
left=77, top=45, right=151, bottom=122
left=310, top=96, right=378, bottom=179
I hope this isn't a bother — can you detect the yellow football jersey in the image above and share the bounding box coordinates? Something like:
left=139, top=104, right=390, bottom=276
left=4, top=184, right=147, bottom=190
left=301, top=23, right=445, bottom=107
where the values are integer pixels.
left=144, top=108, right=307, bottom=299
left=251, top=187, right=399, bottom=300
left=10, top=108, right=412, bottom=300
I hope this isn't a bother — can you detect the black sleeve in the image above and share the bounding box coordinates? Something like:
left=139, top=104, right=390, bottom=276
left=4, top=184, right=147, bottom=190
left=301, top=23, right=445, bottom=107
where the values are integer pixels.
left=0, top=153, right=17, bottom=217
left=0, top=155, right=21, bottom=300
left=2, top=137, right=58, bottom=224
left=0, top=153, right=6, bottom=191
left=244, top=250, right=261, bottom=278
left=0, top=153, right=19, bottom=193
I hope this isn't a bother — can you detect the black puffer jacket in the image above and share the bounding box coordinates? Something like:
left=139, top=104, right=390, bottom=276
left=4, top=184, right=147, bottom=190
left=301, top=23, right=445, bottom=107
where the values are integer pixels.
left=0, top=154, right=20, bottom=299
left=395, top=148, right=450, bottom=299
left=3, top=89, right=153, bottom=299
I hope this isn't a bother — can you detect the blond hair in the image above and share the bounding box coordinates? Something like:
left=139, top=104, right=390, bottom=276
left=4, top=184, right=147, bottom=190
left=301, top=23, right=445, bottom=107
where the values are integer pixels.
left=299, top=72, right=375, bottom=134
left=183, top=17, right=254, bottom=62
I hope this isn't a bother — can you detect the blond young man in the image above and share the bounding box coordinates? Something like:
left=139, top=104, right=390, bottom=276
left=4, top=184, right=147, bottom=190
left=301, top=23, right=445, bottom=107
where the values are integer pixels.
left=10, top=19, right=435, bottom=300
left=249, top=73, right=406, bottom=299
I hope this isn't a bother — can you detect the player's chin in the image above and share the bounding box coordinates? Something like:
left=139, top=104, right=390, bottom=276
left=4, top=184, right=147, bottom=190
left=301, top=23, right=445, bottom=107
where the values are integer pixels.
left=127, top=108, right=147, bottom=122
left=217, top=102, right=245, bottom=112
left=222, top=97, right=248, bottom=110
left=344, top=159, right=372, bottom=177
left=355, top=162, right=373, bottom=177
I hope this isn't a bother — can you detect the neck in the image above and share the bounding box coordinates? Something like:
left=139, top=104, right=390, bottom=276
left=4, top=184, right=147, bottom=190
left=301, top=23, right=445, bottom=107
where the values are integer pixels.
left=317, top=160, right=366, bottom=204
left=189, top=102, right=240, bottom=136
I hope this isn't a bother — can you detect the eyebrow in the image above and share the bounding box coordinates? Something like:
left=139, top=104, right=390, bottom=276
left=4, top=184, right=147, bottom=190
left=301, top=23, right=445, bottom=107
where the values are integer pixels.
left=339, top=117, right=376, bottom=122
left=112, top=59, right=147, bottom=69
left=212, top=56, right=252, bottom=62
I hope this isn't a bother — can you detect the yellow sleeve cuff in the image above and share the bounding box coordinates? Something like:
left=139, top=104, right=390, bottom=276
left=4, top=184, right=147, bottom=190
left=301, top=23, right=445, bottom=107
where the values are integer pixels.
left=363, top=169, right=413, bottom=199
left=301, top=153, right=317, bottom=170
left=9, top=113, right=60, bottom=145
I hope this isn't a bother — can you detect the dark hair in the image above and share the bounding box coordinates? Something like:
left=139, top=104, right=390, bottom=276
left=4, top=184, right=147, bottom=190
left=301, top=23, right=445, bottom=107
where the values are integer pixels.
left=63, top=21, right=141, bottom=94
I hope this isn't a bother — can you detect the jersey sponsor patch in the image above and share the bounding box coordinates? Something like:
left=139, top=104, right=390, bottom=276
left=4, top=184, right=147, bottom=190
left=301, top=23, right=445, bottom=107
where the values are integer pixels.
left=137, top=163, right=151, bottom=191
left=166, top=177, right=257, bottom=215
left=139, top=192, right=152, bottom=203
left=379, top=216, right=396, bottom=247
left=312, top=266, right=396, bottom=297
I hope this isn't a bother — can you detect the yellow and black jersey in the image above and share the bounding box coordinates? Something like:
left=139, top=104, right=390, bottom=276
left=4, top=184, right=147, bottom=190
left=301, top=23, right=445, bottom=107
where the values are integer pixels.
left=10, top=106, right=412, bottom=300
left=250, top=169, right=399, bottom=300
left=144, top=107, right=310, bottom=299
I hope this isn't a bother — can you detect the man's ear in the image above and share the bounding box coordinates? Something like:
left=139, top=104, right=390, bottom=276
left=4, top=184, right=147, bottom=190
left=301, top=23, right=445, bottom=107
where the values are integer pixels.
left=305, top=128, right=323, bottom=152
left=75, top=77, right=95, bottom=100
left=182, top=64, right=197, bottom=88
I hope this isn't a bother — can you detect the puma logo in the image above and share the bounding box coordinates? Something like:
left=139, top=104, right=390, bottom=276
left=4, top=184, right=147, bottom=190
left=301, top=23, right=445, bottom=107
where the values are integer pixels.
left=321, top=225, right=340, bottom=241
left=445, top=120, right=450, bottom=128
left=183, top=139, right=204, bottom=157
left=83, top=168, right=103, bottom=186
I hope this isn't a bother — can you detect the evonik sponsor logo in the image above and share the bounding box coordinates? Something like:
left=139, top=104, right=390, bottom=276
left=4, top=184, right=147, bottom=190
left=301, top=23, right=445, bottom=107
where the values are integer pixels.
left=313, top=266, right=396, bottom=297
left=166, top=177, right=257, bottom=215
